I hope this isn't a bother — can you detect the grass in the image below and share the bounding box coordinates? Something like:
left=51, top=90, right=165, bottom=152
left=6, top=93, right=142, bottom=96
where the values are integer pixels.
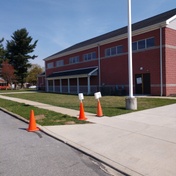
left=1, top=91, right=176, bottom=117
left=0, top=98, right=88, bottom=126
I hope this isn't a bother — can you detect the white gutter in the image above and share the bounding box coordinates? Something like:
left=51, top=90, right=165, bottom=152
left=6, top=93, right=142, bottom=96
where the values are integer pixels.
left=160, top=27, right=163, bottom=96
left=98, top=44, right=101, bottom=89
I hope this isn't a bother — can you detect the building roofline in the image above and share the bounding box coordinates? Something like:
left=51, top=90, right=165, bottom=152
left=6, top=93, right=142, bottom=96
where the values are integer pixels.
left=166, top=14, right=176, bottom=24
left=46, top=66, right=98, bottom=80
left=44, top=8, right=176, bottom=61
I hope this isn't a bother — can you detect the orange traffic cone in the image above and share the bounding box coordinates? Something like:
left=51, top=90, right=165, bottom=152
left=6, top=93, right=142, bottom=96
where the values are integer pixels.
left=97, top=100, right=103, bottom=117
left=27, top=110, right=39, bottom=132
left=78, top=102, right=87, bottom=120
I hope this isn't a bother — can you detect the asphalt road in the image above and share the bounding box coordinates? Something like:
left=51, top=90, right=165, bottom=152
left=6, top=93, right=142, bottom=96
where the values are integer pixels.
left=0, top=110, right=116, bottom=176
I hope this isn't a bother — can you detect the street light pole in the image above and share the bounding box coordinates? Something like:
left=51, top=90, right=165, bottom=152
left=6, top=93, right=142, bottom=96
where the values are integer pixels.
left=125, top=0, right=137, bottom=110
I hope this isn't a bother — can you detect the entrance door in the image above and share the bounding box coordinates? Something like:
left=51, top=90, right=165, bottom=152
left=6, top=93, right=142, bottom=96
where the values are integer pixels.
left=135, top=73, right=151, bottom=94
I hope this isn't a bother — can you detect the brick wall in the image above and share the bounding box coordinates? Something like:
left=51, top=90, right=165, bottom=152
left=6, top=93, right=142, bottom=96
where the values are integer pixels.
left=164, top=28, right=176, bottom=95
left=42, top=27, right=176, bottom=96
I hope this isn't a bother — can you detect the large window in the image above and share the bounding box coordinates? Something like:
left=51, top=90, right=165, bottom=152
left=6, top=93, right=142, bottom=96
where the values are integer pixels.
left=83, top=52, right=96, bottom=61
left=47, top=62, right=54, bottom=69
left=132, top=37, right=155, bottom=51
left=69, top=56, right=79, bottom=64
left=105, top=45, right=123, bottom=57
left=56, top=60, right=64, bottom=67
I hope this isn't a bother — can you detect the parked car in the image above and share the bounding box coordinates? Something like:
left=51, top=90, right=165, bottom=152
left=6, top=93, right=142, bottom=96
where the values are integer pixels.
left=28, top=85, right=36, bottom=89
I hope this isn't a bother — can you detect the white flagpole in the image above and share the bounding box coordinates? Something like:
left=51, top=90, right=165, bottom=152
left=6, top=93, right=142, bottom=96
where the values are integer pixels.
left=126, top=0, right=137, bottom=110
left=128, top=0, right=133, bottom=98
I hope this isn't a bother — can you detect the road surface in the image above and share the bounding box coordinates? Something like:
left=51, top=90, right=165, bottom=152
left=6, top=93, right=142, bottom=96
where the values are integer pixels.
left=0, top=110, right=123, bottom=176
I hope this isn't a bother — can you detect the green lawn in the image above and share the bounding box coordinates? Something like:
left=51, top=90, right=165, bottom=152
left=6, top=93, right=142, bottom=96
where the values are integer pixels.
left=1, top=91, right=176, bottom=117
left=0, top=98, right=88, bottom=126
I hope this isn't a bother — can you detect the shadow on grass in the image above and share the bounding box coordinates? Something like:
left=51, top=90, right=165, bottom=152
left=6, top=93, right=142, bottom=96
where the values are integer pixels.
left=24, top=104, right=30, bottom=107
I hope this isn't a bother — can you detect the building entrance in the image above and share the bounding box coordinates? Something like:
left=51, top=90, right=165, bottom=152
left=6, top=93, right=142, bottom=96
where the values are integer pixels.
left=135, top=73, right=151, bottom=94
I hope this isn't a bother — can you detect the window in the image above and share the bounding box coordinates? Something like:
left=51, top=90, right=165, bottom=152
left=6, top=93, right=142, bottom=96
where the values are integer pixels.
left=132, top=42, right=137, bottom=51
left=132, top=37, right=155, bottom=51
left=84, top=52, right=96, bottom=61
left=69, top=56, right=79, bottom=64
left=105, top=48, right=111, bottom=56
left=47, top=62, right=53, bottom=69
left=117, top=46, right=123, bottom=54
left=138, top=40, right=145, bottom=49
left=87, top=53, right=91, bottom=60
left=146, top=38, right=155, bottom=48
left=92, top=52, right=96, bottom=59
left=56, top=60, right=64, bottom=67
left=105, top=45, right=123, bottom=57
left=111, top=47, right=116, bottom=55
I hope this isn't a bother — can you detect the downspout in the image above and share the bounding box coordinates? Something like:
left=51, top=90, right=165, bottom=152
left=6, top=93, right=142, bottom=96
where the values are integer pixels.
left=160, top=27, right=163, bottom=96
left=98, top=44, right=101, bottom=90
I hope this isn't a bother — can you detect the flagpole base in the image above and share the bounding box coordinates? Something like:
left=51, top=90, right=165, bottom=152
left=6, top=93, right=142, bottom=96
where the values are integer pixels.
left=125, top=97, right=137, bottom=110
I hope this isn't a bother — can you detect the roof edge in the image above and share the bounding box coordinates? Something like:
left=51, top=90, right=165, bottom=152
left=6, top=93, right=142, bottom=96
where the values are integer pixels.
left=44, top=8, right=176, bottom=62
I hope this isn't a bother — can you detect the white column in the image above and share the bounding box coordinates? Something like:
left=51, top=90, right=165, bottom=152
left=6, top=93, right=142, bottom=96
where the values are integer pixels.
left=87, top=76, right=90, bottom=95
left=53, top=80, right=55, bottom=92
left=77, top=78, right=79, bottom=94
left=46, top=79, right=49, bottom=92
left=68, top=79, right=70, bottom=93
left=60, top=79, right=62, bottom=93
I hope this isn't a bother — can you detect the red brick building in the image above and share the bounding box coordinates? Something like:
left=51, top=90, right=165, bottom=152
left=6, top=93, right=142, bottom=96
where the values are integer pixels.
left=38, top=9, right=176, bottom=96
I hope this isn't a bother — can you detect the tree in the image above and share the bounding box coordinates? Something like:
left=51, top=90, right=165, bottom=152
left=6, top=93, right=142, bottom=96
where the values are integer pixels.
left=0, top=38, right=6, bottom=64
left=1, top=60, right=16, bottom=87
left=6, top=28, right=38, bottom=88
left=26, top=64, right=43, bottom=85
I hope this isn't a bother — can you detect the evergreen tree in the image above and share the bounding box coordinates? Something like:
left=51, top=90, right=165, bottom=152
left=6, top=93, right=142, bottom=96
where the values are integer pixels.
left=6, top=28, right=38, bottom=88
left=0, top=38, right=6, bottom=64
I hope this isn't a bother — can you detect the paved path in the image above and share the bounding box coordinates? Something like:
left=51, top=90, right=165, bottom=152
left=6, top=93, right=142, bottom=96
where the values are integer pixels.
left=0, top=94, right=176, bottom=176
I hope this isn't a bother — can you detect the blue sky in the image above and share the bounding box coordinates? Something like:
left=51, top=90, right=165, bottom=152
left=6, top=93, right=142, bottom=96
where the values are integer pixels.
left=0, top=0, right=175, bottom=67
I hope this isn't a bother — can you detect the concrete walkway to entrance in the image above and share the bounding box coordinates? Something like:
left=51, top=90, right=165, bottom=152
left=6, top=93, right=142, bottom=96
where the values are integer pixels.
left=0, top=93, right=176, bottom=176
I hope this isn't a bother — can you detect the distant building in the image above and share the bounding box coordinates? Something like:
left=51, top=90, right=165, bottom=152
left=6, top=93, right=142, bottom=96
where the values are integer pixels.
left=0, top=77, right=10, bottom=89
left=38, top=9, right=176, bottom=96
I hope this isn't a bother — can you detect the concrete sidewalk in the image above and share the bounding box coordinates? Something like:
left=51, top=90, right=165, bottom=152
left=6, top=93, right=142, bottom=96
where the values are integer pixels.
left=0, top=94, right=176, bottom=176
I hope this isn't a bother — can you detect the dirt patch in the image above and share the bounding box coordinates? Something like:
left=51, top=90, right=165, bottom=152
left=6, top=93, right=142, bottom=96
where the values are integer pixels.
left=54, top=119, right=64, bottom=122
left=35, top=114, right=45, bottom=120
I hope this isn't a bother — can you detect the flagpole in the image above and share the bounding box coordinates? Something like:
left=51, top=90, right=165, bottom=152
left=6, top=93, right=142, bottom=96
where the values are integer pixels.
left=125, top=0, right=137, bottom=110
left=128, top=0, right=133, bottom=98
